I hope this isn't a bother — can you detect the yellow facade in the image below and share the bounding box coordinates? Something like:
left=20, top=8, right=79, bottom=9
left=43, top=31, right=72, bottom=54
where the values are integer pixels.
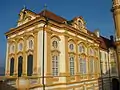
left=4, top=5, right=119, bottom=90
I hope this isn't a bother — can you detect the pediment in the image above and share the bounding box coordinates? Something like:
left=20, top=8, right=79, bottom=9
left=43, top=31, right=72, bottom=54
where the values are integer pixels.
left=72, top=16, right=87, bottom=33
left=17, top=8, right=37, bottom=26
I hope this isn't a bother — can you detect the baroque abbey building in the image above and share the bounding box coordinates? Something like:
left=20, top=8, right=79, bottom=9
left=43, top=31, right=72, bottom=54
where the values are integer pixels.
left=4, top=0, right=120, bottom=89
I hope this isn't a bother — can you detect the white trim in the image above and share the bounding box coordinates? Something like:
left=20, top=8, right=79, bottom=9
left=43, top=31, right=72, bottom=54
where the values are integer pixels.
left=50, top=27, right=65, bottom=33
left=67, top=31, right=76, bottom=36
left=9, top=34, right=16, bottom=38
left=38, top=23, right=45, bottom=28
left=77, top=35, right=86, bottom=41
left=44, top=31, right=47, bottom=76
left=38, top=30, right=43, bottom=84
left=17, top=31, right=25, bottom=35
left=26, top=27, right=35, bottom=32
left=5, top=42, right=9, bottom=74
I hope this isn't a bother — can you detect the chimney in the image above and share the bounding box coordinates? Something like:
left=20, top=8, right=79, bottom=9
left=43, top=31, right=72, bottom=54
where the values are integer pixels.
left=94, top=29, right=100, bottom=37
left=110, top=35, right=114, bottom=42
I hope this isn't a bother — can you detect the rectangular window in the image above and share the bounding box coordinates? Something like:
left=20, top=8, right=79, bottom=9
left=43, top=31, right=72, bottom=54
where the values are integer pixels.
left=52, top=56, right=58, bottom=76
left=89, top=58, right=94, bottom=74
left=83, top=60, right=86, bottom=74
left=94, top=60, right=98, bottom=73
left=80, top=58, right=83, bottom=74
left=70, top=57, right=74, bottom=75
left=111, top=62, right=117, bottom=74
left=80, top=58, right=86, bottom=74
left=105, top=62, right=108, bottom=73
left=101, top=62, right=104, bottom=74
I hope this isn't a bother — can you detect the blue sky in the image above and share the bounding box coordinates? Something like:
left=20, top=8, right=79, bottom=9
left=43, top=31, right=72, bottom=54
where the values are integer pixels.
left=0, top=0, right=114, bottom=67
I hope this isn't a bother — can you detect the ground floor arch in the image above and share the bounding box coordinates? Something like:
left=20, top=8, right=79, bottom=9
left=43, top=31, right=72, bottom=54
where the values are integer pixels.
left=27, top=54, right=33, bottom=76
left=112, top=78, right=119, bottom=90
left=10, top=58, right=14, bottom=76
left=18, top=56, right=23, bottom=77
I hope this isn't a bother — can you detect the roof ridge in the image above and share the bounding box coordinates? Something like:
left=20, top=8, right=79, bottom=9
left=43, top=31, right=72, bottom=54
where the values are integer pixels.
left=38, top=9, right=66, bottom=23
left=41, top=9, right=66, bottom=20
left=24, top=8, right=37, bottom=15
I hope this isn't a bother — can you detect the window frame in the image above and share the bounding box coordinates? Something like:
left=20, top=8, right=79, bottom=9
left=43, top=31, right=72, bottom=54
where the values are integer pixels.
left=89, top=57, right=94, bottom=74
left=18, top=42, right=23, bottom=51
left=28, top=39, right=33, bottom=49
left=79, top=57, right=86, bottom=74
left=10, top=44, right=15, bottom=53
left=78, top=44, right=85, bottom=53
left=52, top=55, right=59, bottom=76
left=69, top=56, right=75, bottom=76
left=52, top=40, right=58, bottom=49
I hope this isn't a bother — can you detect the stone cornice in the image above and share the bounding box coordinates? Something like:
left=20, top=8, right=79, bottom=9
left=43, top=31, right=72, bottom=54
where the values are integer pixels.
left=5, top=15, right=99, bottom=44
left=5, top=17, right=44, bottom=36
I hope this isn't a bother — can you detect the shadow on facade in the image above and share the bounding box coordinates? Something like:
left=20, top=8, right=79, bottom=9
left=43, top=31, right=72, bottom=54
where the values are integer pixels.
left=98, top=67, right=119, bottom=90
left=112, top=78, right=119, bottom=90
left=97, top=35, right=120, bottom=90
left=0, top=81, right=17, bottom=90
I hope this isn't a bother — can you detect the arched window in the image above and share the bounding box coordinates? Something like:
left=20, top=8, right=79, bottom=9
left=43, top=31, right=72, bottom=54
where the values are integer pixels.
left=18, top=56, right=23, bottom=77
left=18, top=43, right=23, bottom=51
left=89, top=48, right=94, bottom=56
left=79, top=57, right=86, bottom=74
left=10, top=58, right=14, bottom=76
left=29, top=40, right=33, bottom=49
left=27, top=55, right=33, bottom=76
left=52, top=55, right=58, bottom=76
left=10, top=44, right=15, bottom=53
left=69, top=56, right=74, bottom=75
left=52, top=41, right=58, bottom=48
left=78, top=44, right=85, bottom=53
left=51, top=36, right=60, bottom=76
left=69, top=44, right=74, bottom=51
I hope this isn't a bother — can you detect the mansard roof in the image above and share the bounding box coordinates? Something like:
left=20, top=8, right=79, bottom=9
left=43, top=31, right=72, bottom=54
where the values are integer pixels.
left=39, top=10, right=66, bottom=23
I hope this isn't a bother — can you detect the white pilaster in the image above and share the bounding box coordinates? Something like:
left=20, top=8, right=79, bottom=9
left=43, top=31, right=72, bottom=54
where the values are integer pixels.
left=37, top=30, right=41, bottom=75
left=5, top=42, right=9, bottom=75
left=38, top=29, right=47, bottom=84
left=59, top=35, right=66, bottom=83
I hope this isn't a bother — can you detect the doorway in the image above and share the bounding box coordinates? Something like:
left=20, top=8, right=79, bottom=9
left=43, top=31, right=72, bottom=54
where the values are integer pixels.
left=112, top=78, right=119, bottom=90
left=18, top=56, right=23, bottom=77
